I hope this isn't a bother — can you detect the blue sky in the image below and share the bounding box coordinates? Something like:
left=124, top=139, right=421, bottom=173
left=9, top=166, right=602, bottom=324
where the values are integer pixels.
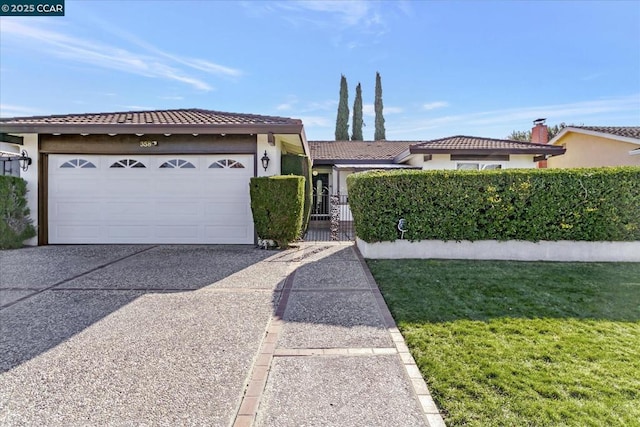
left=1, top=0, right=639, bottom=140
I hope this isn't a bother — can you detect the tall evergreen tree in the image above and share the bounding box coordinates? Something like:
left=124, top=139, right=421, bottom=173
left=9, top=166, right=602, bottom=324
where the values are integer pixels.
left=335, top=74, right=350, bottom=140
left=351, top=82, right=364, bottom=141
left=374, top=71, right=386, bottom=140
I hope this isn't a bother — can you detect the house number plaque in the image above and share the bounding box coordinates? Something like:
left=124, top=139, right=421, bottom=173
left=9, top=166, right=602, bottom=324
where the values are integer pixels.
left=139, top=140, right=158, bottom=148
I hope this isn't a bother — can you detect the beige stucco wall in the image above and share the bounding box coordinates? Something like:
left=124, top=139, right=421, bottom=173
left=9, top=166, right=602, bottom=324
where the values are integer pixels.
left=547, top=134, right=640, bottom=168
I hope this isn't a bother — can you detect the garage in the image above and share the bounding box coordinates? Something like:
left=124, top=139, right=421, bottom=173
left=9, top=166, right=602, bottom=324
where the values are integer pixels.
left=0, top=108, right=310, bottom=246
left=48, top=154, right=255, bottom=244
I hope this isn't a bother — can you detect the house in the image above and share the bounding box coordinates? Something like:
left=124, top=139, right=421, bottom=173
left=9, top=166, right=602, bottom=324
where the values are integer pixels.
left=545, top=126, right=640, bottom=168
left=309, top=136, right=565, bottom=196
left=0, top=108, right=309, bottom=245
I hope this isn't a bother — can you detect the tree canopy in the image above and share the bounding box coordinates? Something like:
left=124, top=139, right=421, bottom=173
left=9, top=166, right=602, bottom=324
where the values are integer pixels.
left=335, top=74, right=350, bottom=140
left=351, top=82, right=364, bottom=141
left=374, top=71, right=386, bottom=140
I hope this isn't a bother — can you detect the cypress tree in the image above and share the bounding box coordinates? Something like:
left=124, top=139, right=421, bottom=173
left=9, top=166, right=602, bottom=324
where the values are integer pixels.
left=351, top=82, right=364, bottom=141
left=374, top=71, right=386, bottom=140
left=335, top=74, right=350, bottom=140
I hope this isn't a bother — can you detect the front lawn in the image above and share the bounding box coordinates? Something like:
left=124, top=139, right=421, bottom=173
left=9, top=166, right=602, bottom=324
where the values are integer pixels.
left=367, top=259, right=640, bottom=427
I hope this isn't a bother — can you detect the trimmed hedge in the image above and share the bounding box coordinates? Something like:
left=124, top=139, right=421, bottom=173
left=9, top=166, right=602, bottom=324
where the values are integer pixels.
left=250, top=175, right=305, bottom=248
left=1, top=176, right=36, bottom=249
left=347, top=167, right=640, bottom=243
left=281, top=153, right=313, bottom=237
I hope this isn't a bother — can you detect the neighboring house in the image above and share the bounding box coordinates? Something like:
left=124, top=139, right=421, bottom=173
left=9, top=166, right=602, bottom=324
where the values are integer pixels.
left=546, top=126, right=640, bottom=168
left=0, top=108, right=309, bottom=245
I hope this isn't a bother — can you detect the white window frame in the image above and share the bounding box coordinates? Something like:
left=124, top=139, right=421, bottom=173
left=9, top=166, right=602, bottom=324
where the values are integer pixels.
left=456, top=162, right=504, bottom=171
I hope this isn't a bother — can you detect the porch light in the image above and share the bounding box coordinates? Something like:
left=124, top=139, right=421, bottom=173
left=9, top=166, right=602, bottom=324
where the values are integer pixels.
left=18, top=149, right=32, bottom=172
left=261, top=151, right=270, bottom=171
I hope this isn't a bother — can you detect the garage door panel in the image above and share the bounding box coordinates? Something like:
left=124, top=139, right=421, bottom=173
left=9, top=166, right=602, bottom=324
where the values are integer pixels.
left=104, top=202, right=151, bottom=217
left=54, top=201, right=103, bottom=219
left=49, top=154, right=254, bottom=244
left=107, top=226, right=152, bottom=238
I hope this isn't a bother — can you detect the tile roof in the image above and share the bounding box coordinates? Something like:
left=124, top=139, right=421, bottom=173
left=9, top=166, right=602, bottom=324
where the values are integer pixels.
left=0, top=108, right=303, bottom=134
left=568, top=126, right=640, bottom=140
left=309, top=140, right=413, bottom=162
left=409, top=135, right=565, bottom=154
left=0, top=108, right=300, bottom=126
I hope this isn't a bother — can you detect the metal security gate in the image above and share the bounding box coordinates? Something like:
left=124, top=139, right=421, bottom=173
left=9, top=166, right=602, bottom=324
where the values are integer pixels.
left=305, top=194, right=354, bottom=241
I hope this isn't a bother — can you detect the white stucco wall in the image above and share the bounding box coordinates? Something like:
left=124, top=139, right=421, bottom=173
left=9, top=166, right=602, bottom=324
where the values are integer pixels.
left=18, top=134, right=39, bottom=246
left=420, top=154, right=536, bottom=170
left=256, top=133, right=280, bottom=177
left=357, top=238, right=640, bottom=262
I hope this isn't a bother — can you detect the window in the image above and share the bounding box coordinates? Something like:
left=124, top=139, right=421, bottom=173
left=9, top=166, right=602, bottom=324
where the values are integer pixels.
left=60, top=158, right=97, bottom=169
left=456, top=163, right=502, bottom=171
left=209, top=159, right=245, bottom=169
left=110, top=159, right=146, bottom=168
left=159, top=159, right=196, bottom=169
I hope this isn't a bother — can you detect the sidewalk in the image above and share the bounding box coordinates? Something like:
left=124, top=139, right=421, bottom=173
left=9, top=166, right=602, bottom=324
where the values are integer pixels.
left=234, top=242, right=445, bottom=427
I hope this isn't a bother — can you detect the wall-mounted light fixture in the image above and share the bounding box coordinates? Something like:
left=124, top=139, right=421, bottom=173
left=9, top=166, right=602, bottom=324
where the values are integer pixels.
left=18, top=149, right=32, bottom=172
left=261, top=150, right=270, bottom=171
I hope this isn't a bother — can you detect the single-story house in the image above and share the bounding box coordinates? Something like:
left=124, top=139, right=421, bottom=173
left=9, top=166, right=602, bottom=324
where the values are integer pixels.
left=309, top=136, right=565, bottom=196
left=545, top=126, right=640, bottom=168
left=0, top=108, right=309, bottom=245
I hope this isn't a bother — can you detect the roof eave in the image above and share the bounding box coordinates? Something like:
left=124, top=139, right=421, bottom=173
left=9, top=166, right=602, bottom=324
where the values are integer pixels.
left=409, top=147, right=566, bottom=155
left=549, top=127, right=640, bottom=146
left=0, top=122, right=304, bottom=135
left=312, top=159, right=396, bottom=165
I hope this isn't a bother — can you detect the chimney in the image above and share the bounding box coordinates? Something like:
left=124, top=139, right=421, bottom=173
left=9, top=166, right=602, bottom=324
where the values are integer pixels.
left=532, top=118, right=549, bottom=168
left=531, top=118, right=548, bottom=144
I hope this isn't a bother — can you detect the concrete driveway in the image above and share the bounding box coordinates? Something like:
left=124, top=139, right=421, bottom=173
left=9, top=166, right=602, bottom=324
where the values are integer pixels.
left=0, top=245, right=288, bottom=426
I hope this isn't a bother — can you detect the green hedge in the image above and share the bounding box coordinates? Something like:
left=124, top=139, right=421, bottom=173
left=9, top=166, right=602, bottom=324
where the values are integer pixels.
left=281, top=153, right=312, bottom=237
left=250, top=175, right=304, bottom=248
left=347, top=167, right=640, bottom=243
left=0, top=176, right=36, bottom=249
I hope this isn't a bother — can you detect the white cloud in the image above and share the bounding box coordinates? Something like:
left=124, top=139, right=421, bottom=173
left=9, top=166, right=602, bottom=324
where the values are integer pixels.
left=0, top=19, right=242, bottom=91
left=297, top=115, right=332, bottom=127
left=422, top=101, right=449, bottom=110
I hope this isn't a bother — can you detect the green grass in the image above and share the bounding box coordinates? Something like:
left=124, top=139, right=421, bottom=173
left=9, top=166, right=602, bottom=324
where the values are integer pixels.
left=367, top=260, right=640, bottom=427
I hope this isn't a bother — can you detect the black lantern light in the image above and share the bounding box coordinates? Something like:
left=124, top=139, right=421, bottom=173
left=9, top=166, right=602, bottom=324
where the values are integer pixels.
left=18, top=149, right=32, bottom=172
left=261, top=150, right=270, bottom=171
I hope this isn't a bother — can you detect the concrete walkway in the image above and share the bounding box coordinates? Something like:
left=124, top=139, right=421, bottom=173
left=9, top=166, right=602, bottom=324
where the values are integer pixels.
left=240, top=242, right=444, bottom=427
left=0, top=243, right=444, bottom=426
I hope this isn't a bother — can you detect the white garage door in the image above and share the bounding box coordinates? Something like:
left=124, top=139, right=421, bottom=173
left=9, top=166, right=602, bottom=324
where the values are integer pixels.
left=48, top=154, right=255, bottom=244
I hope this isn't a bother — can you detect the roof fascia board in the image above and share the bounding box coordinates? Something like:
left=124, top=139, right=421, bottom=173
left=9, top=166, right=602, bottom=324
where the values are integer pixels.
left=393, top=149, right=412, bottom=163
left=409, top=147, right=565, bottom=155
left=312, top=159, right=395, bottom=165
left=549, top=127, right=640, bottom=146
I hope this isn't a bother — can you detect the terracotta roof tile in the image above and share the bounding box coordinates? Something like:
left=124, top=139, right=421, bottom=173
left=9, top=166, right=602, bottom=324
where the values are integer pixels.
left=309, top=140, right=413, bottom=161
left=570, top=126, right=640, bottom=140
left=410, top=135, right=565, bottom=154
left=0, top=108, right=300, bottom=126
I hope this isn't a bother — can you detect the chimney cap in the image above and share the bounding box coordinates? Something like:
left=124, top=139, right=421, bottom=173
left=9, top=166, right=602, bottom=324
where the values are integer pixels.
left=533, top=118, right=547, bottom=125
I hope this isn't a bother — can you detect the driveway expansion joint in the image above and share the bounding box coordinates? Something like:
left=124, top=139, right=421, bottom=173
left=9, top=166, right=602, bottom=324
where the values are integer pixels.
left=0, top=245, right=157, bottom=310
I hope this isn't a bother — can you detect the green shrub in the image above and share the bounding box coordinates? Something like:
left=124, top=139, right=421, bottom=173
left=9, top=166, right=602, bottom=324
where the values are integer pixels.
left=281, top=153, right=312, bottom=237
left=347, top=167, right=640, bottom=243
left=0, top=176, right=36, bottom=249
left=250, top=175, right=305, bottom=248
